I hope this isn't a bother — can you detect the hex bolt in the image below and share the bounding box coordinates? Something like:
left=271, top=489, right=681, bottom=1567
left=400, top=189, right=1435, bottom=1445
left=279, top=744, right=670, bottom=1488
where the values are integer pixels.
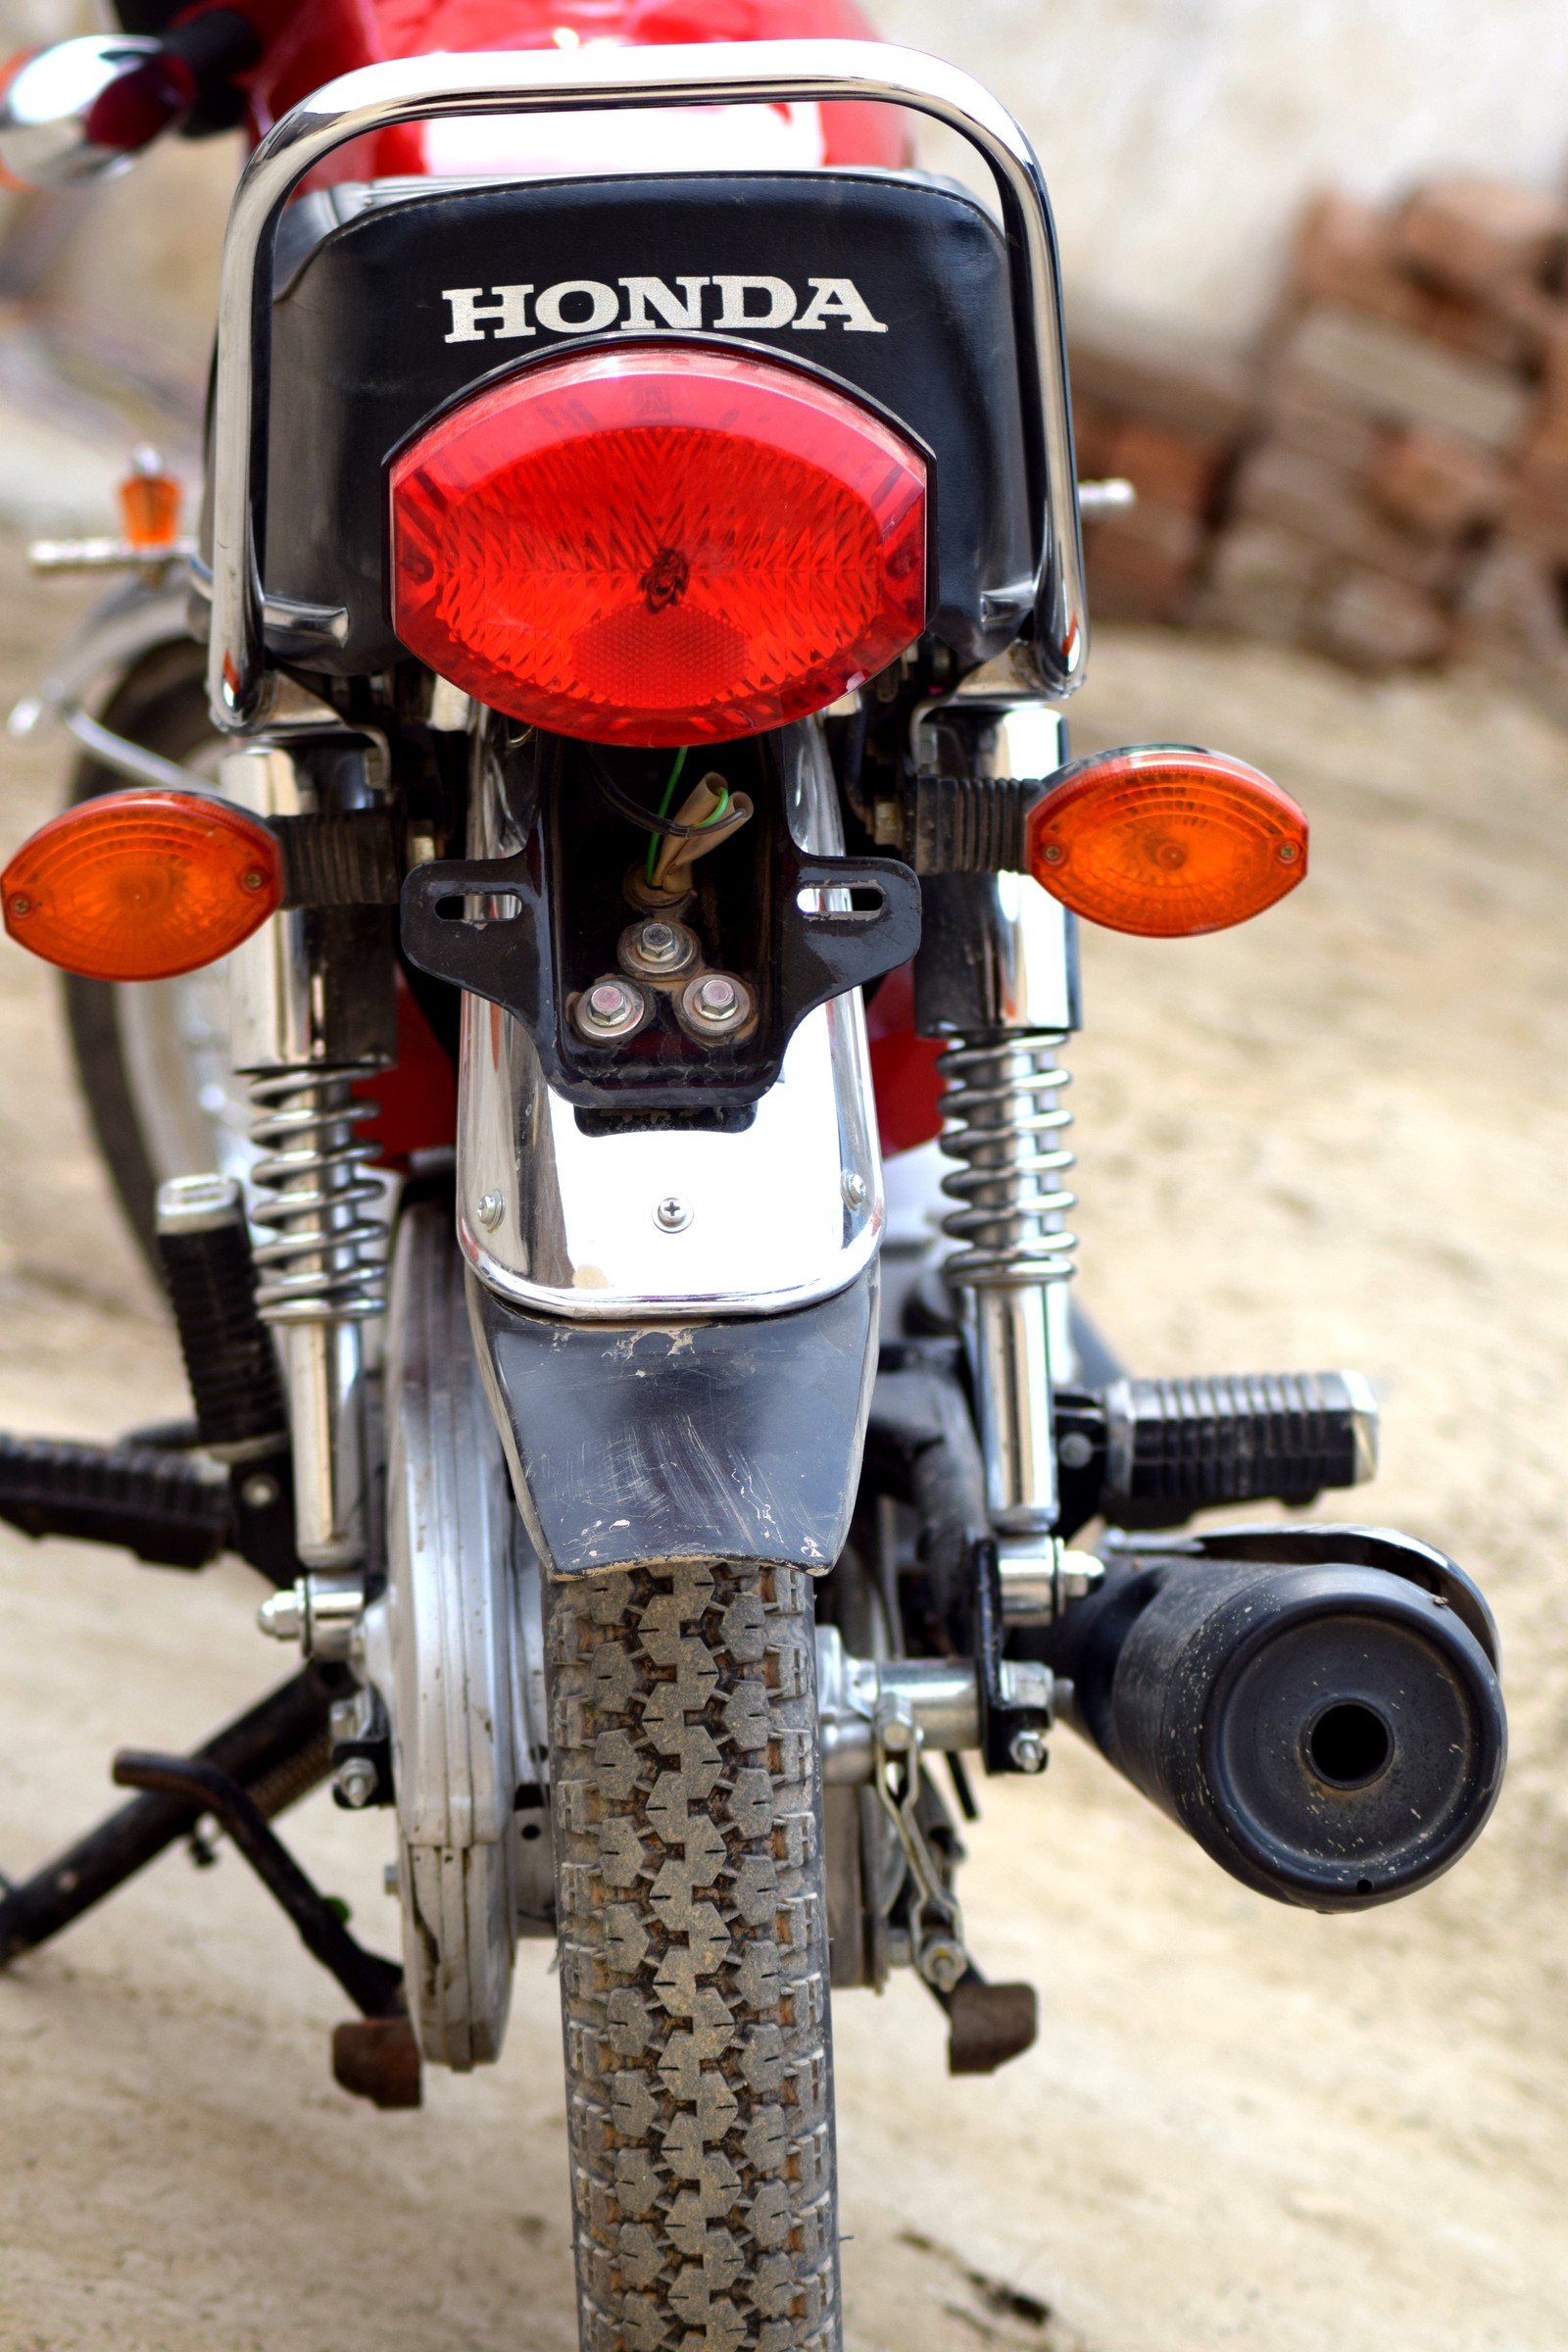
left=1009, top=1727, right=1049, bottom=1774
left=574, top=976, right=645, bottom=1043
left=842, top=1170, right=867, bottom=1209
left=654, top=1196, right=693, bottom=1233
left=475, top=1189, right=504, bottom=1230
left=334, top=1757, right=379, bottom=1809
left=678, top=970, right=752, bottom=1039
left=1058, top=1431, right=1094, bottom=1469
left=619, top=917, right=697, bottom=978
left=241, top=1472, right=279, bottom=1511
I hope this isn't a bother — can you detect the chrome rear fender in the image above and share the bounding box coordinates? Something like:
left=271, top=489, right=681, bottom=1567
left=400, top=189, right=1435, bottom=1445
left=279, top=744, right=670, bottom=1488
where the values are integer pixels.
left=460, top=718, right=885, bottom=1577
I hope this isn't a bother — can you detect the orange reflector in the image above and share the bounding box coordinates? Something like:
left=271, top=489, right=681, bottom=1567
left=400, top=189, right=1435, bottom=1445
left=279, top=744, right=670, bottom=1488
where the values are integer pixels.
left=1025, top=746, right=1307, bottom=937
left=118, top=462, right=181, bottom=553
left=2, top=791, right=281, bottom=981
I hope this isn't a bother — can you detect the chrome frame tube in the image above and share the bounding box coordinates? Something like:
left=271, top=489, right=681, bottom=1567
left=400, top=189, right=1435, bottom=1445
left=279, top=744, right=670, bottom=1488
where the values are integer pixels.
left=972, top=1285, right=1059, bottom=1533
left=206, top=37, right=1088, bottom=729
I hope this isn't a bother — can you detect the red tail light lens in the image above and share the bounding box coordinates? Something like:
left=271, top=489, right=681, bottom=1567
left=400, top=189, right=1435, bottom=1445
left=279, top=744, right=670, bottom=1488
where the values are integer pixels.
left=389, top=345, right=927, bottom=747
left=2, top=790, right=281, bottom=980
left=1025, top=747, right=1308, bottom=936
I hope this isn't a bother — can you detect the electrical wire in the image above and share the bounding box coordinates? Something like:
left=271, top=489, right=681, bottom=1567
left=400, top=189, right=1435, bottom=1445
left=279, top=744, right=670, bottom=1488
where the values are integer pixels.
left=645, top=746, right=689, bottom=881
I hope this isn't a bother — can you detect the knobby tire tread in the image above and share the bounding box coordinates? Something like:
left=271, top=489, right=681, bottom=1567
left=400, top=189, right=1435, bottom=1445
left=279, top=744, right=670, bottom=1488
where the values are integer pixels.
left=547, top=1560, right=840, bottom=2352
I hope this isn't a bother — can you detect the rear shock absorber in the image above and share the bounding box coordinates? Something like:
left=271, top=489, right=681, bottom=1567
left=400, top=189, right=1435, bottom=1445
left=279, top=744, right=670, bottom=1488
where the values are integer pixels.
left=248, top=1069, right=387, bottom=1327
left=222, top=737, right=396, bottom=1572
left=248, top=1068, right=386, bottom=1571
left=938, top=1027, right=1077, bottom=1534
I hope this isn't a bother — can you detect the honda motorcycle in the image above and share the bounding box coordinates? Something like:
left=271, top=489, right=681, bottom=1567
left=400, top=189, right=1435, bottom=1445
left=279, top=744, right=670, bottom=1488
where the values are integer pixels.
left=0, top=11, right=1506, bottom=2350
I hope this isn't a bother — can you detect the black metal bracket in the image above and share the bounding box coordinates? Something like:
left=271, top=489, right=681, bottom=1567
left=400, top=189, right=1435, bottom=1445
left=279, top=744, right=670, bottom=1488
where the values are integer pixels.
left=973, top=1538, right=1053, bottom=1776
left=112, top=1749, right=404, bottom=2021
left=400, top=726, right=921, bottom=1111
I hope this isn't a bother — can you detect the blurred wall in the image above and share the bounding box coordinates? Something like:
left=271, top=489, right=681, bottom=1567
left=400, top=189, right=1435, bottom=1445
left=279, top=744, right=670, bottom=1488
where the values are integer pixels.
left=879, top=0, right=1568, bottom=346
left=4, top=0, right=1566, bottom=368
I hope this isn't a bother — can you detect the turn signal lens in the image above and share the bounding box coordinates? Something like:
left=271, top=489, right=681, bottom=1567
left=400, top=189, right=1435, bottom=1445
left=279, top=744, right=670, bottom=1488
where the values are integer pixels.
left=1025, top=746, right=1307, bottom=937
left=2, top=790, right=281, bottom=980
left=118, top=451, right=181, bottom=550
left=389, top=344, right=927, bottom=747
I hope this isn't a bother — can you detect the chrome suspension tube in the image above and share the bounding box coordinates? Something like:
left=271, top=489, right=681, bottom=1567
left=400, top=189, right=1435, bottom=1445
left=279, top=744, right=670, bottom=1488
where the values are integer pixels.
left=940, top=1030, right=1076, bottom=1533
left=913, top=718, right=1080, bottom=1540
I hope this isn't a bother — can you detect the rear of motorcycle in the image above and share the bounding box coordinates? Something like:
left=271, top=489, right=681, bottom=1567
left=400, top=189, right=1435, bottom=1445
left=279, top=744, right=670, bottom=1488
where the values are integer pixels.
left=0, top=34, right=1506, bottom=2352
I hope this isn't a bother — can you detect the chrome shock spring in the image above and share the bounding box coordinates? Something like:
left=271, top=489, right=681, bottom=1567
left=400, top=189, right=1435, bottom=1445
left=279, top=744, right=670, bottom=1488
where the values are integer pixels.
left=247, top=1066, right=387, bottom=1326
left=937, top=1030, right=1078, bottom=1292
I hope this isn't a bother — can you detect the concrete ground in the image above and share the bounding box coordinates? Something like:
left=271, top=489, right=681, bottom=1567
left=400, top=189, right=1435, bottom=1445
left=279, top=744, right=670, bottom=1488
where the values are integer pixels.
left=0, top=534, right=1564, bottom=2351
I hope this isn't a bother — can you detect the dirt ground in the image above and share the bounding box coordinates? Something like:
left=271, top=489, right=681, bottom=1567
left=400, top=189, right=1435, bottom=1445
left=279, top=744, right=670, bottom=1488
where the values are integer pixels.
left=0, top=532, right=1565, bottom=2352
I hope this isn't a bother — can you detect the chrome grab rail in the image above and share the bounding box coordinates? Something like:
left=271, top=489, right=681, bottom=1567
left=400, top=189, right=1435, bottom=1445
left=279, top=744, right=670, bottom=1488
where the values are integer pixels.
left=207, top=37, right=1089, bottom=731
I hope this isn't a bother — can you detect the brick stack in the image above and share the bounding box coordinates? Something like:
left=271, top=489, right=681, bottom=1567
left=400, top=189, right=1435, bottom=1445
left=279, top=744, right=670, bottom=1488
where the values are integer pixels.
left=1068, top=303, right=1255, bottom=623
left=1071, top=179, right=1568, bottom=723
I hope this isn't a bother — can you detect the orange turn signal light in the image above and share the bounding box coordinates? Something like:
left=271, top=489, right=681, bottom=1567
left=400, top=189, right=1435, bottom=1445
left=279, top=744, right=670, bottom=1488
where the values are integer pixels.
left=1025, top=746, right=1307, bottom=937
left=2, top=790, right=282, bottom=982
left=118, top=459, right=181, bottom=553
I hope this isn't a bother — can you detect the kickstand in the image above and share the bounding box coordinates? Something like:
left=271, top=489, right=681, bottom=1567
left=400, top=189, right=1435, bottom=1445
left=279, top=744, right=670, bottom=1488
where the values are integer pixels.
left=112, top=1750, right=420, bottom=2110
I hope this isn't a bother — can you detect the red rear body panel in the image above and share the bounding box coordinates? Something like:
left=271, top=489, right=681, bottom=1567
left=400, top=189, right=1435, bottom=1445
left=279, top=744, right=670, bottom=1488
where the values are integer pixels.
left=228, top=0, right=907, bottom=172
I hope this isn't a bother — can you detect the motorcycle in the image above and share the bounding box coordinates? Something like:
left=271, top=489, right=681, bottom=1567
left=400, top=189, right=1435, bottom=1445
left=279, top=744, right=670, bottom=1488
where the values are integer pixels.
left=0, top=12, right=1506, bottom=2349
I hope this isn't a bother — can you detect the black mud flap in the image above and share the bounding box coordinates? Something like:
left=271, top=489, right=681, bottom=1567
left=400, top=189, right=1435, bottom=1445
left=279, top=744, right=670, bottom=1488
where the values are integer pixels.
left=467, top=1268, right=878, bottom=1577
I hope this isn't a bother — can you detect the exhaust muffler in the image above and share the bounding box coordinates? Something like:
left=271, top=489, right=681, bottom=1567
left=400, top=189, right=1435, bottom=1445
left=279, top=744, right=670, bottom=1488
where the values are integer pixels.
left=1054, top=1528, right=1505, bottom=1910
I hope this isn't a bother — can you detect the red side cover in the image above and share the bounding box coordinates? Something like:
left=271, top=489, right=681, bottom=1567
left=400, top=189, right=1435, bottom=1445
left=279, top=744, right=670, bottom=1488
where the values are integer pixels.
left=216, top=0, right=907, bottom=173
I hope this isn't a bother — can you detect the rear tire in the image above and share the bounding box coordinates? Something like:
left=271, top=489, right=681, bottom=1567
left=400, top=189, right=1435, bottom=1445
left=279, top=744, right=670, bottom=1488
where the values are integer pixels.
left=546, top=1559, right=840, bottom=2352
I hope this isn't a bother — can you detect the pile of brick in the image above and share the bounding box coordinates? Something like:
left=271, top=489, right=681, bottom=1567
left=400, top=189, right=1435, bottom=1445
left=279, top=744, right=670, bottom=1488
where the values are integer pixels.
left=1071, top=179, right=1568, bottom=723
left=1068, top=303, right=1255, bottom=625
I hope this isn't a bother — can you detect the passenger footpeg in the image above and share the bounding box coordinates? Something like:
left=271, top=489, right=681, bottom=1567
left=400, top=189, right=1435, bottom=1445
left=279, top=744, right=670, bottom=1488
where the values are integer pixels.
left=1090, top=1368, right=1378, bottom=1529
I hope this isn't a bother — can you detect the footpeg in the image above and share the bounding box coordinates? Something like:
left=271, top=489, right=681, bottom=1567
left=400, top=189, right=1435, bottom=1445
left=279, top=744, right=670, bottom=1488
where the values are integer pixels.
left=1101, top=1370, right=1377, bottom=1527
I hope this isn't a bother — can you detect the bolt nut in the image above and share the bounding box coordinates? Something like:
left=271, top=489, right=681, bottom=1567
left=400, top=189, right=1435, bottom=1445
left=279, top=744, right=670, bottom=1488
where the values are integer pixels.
left=1057, top=1431, right=1094, bottom=1470
left=619, top=917, right=697, bottom=978
left=475, top=1189, right=504, bottom=1230
left=677, top=969, right=752, bottom=1040
left=841, top=1170, right=867, bottom=1209
left=257, top=1584, right=306, bottom=1643
left=240, top=1472, right=279, bottom=1512
left=1009, top=1727, right=1049, bottom=1775
left=654, top=1196, right=693, bottom=1233
left=917, top=1936, right=969, bottom=1995
left=574, top=975, right=646, bottom=1043
left=334, top=1757, right=380, bottom=1809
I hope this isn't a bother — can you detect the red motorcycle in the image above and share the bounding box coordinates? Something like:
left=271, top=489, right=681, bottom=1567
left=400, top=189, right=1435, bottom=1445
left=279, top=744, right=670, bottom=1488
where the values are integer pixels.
left=0, top=8, right=1504, bottom=2348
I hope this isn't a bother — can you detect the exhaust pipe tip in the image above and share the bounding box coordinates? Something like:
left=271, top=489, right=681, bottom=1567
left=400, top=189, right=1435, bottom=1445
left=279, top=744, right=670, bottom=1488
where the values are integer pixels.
left=1081, top=1557, right=1505, bottom=1911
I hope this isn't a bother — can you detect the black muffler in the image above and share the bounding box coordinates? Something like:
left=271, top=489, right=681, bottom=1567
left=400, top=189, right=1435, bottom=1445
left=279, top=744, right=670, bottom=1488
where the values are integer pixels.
left=1053, top=1527, right=1505, bottom=1911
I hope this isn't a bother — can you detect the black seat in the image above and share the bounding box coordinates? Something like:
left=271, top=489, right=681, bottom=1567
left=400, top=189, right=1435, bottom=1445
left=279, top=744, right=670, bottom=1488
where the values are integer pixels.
left=263, top=168, right=1034, bottom=677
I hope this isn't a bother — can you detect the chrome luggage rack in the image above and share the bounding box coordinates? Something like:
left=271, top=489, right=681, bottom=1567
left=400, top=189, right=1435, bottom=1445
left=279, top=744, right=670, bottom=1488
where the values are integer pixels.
left=204, top=36, right=1090, bottom=729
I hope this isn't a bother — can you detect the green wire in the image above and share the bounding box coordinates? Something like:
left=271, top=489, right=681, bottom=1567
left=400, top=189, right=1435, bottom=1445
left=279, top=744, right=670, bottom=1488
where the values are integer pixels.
left=644, top=747, right=732, bottom=882
left=646, top=747, right=688, bottom=882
